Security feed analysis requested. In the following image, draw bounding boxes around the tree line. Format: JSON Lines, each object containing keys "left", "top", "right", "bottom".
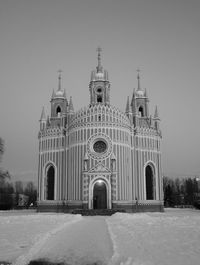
{"left": 0, "top": 137, "right": 37, "bottom": 210}
{"left": 163, "top": 176, "right": 200, "bottom": 208}
{"left": 0, "top": 176, "right": 37, "bottom": 210}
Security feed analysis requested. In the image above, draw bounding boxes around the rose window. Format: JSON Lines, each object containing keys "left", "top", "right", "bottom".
{"left": 93, "top": 140, "right": 107, "bottom": 153}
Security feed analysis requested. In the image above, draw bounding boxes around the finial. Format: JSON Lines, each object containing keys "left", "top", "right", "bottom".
{"left": 58, "top": 69, "right": 62, "bottom": 91}
{"left": 52, "top": 89, "right": 55, "bottom": 99}
{"left": 137, "top": 68, "right": 141, "bottom": 90}
{"left": 63, "top": 89, "right": 67, "bottom": 99}
{"left": 69, "top": 96, "right": 74, "bottom": 112}
{"left": 40, "top": 106, "right": 46, "bottom": 121}
{"left": 96, "top": 47, "right": 103, "bottom": 72}
{"left": 126, "top": 96, "right": 130, "bottom": 114}
{"left": 154, "top": 105, "right": 159, "bottom": 119}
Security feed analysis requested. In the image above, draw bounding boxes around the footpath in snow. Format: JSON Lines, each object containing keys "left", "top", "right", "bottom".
{"left": 0, "top": 209, "right": 200, "bottom": 265}
{"left": 31, "top": 216, "right": 113, "bottom": 265}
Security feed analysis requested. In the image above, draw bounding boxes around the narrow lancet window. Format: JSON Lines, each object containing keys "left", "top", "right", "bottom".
{"left": 139, "top": 106, "right": 144, "bottom": 117}
{"left": 56, "top": 106, "right": 61, "bottom": 117}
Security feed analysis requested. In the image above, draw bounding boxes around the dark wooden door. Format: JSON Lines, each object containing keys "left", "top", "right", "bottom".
{"left": 93, "top": 182, "right": 107, "bottom": 209}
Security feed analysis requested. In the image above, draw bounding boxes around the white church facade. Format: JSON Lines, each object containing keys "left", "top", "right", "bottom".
{"left": 38, "top": 49, "right": 163, "bottom": 212}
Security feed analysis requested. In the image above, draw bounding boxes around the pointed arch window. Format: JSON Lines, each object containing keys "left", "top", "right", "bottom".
{"left": 56, "top": 106, "right": 61, "bottom": 117}
{"left": 46, "top": 166, "right": 55, "bottom": 200}
{"left": 138, "top": 106, "right": 144, "bottom": 117}
{"left": 145, "top": 165, "right": 154, "bottom": 200}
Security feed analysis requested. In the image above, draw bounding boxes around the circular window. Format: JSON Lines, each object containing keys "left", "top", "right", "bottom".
{"left": 97, "top": 88, "right": 102, "bottom": 93}
{"left": 93, "top": 140, "right": 107, "bottom": 153}
{"left": 87, "top": 133, "right": 112, "bottom": 160}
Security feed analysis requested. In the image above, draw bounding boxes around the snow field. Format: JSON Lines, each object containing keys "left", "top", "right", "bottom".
{"left": 0, "top": 209, "right": 200, "bottom": 265}
{"left": 106, "top": 209, "right": 200, "bottom": 265}
{"left": 0, "top": 212, "right": 82, "bottom": 264}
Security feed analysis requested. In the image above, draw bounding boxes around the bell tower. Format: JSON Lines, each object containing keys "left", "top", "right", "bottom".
{"left": 131, "top": 69, "right": 149, "bottom": 117}
{"left": 89, "top": 47, "right": 110, "bottom": 106}
{"left": 50, "top": 70, "right": 68, "bottom": 127}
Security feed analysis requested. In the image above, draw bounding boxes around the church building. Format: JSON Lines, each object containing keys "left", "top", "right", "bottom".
{"left": 38, "top": 49, "right": 163, "bottom": 212}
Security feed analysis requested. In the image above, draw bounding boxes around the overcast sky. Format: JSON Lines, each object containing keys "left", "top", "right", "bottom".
{"left": 0, "top": 0, "right": 200, "bottom": 184}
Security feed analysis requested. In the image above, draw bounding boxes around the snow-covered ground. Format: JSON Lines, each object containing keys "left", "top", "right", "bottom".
{"left": 0, "top": 208, "right": 199, "bottom": 265}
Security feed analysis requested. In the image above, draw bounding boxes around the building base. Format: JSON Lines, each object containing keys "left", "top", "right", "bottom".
{"left": 37, "top": 200, "right": 164, "bottom": 213}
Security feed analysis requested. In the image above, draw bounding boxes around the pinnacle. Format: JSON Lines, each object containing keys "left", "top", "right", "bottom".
{"left": 40, "top": 106, "right": 46, "bottom": 121}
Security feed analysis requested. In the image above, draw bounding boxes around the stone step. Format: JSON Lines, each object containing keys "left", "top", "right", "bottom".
{"left": 70, "top": 209, "right": 126, "bottom": 216}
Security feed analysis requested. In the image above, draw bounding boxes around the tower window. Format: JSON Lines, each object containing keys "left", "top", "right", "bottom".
{"left": 97, "top": 88, "right": 102, "bottom": 93}
{"left": 138, "top": 106, "right": 144, "bottom": 117}
{"left": 56, "top": 106, "right": 61, "bottom": 117}
{"left": 97, "top": 95, "right": 102, "bottom": 103}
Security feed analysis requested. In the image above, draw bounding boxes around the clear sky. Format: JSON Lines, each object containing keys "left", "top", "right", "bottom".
{"left": 0, "top": 0, "right": 200, "bottom": 184}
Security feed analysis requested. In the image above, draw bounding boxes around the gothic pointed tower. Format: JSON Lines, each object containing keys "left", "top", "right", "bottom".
{"left": 134, "top": 69, "right": 149, "bottom": 117}
{"left": 89, "top": 47, "right": 110, "bottom": 106}
{"left": 50, "top": 71, "right": 68, "bottom": 127}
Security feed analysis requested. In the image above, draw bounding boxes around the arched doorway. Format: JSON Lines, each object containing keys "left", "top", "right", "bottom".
{"left": 145, "top": 165, "right": 154, "bottom": 200}
{"left": 46, "top": 166, "right": 55, "bottom": 200}
{"left": 93, "top": 180, "right": 107, "bottom": 209}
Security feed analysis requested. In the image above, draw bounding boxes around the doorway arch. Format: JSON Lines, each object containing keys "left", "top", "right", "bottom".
{"left": 93, "top": 180, "right": 107, "bottom": 209}
{"left": 89, "top": 176, "right": 111, "bottom": 209}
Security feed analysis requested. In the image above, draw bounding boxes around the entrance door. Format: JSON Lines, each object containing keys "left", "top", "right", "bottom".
{"left": 93, "top": 181, "right": 107, "bottom": 209}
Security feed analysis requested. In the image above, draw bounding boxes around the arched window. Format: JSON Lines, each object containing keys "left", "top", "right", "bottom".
{"left": 138, "top": 106, "right": 144, "bottom": 117}
{"left": 56, "top": 106, "right": 61, "bottom": 117}
{"left": 145, "top": 165, "right": 154, "bottom": 200}
{"left": 97, "top": 95, "right": 102, "bottom": 103}
{"left": 46, "top": 166, "right": 55, "bottom": 200}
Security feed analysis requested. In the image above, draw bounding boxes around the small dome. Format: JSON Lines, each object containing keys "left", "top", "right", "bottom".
{"left": 55, "top": 89, "right": 65, "bottom": 97}
{"left": 136, "top": 89, "right": 145, "bottom": 97}
{"left": 91, "top": 69, "right": 109, "bottom": 82}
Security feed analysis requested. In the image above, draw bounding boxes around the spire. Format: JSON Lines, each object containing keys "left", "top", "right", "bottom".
{"left": 137, "top": 68, "right": 141, "bottom": 91}
{"left": 69, "top": 96, "right": 74, "bottom": 112}
{"left": 96, "top": 47, "right": 103, "bottom": 73}
{"left": 125, "top": 96, "right": 130, "bottom": 114}
{"left": 46, "top": 115, "right": 51, "bottom": 127}
{"left": 58, "top": 69, "right": 62, "bottom": 91}
{"left": 154, "top": 105, "right": 160, "bottom": 120}
{"left": 51, "top": 89, "right": 55, "bottom": 99}
{"left": 130, "top": 88, "right": 135, "bottom": 107}
{"left": 144, "top": 88, "right": 148, "bottom": 98}
{"left": 40, "top": 106, "right": 46, "bottom": 121}
{"left": 63, "top": 89, "right": 67, "bottom": 98}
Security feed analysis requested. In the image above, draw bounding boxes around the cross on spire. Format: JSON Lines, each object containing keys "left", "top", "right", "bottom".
{"left": 58, "top": 69, "right": 63, "bottom": 91}
{"left": 97, "top": 46, "right": 102, "bottom": 55}
{"left": 96, "top": 47, "right": 103, "bottom": 72}
{"left": 137, "top": 68, "right": 141, "bottom": 77}
{"left": 58, "top": 69, "right": 62, "bottom": 78}
{"left": 137, "top": 68, "right": 141, "bottom": 90}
